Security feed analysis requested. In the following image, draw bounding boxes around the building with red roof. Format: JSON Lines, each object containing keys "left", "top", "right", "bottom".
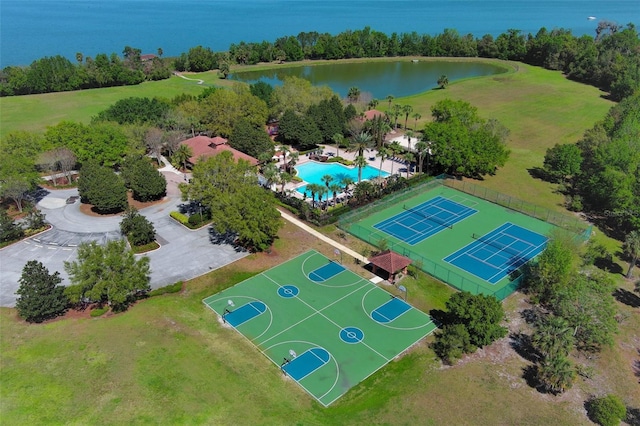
{"left": 179, "top": 135, "right": 259, "bottom": 167}
{"left": 362, "top": 109, "right": 385, "bottom": 121}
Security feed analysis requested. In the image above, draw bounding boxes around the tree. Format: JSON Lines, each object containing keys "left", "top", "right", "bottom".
{"left": 354, "top": 155, "right": 369, "bottom": 183}
{"left": 329, "top": 183, "right": 342, "bottom": 205}
{"left": 536, "top": 354, "right": 575, "bottom": 394}
{"left": 551, "top": 269, "right": 618, "bottom": 352}
{"left": 120, "top": 207, "right": 155, "bottom": 246}
{"left": 531, "top": 315, "right": 574, "bottom": 358}
{"left": 622, "top": 230, "right": 640, "bottom": 278}
{"left": 432, "top": 323, "right": 475, "bottom": 364}
{"left": 347, "top": 86, "right": 360, "bottom": 103}
{"left": 401, "top": 104, "right": 413, "bottom": 129}
{"left": 437, "top": 74, "right": 449, "bottom": 89}
{"left": 412, "top": 112, "right": 422, "bottom": 130}
{"left": 228, "top": 118, "right": 274, "bottom": 159}
{"left": 145, "top": 127, "right": 165, "bottom": 164}
{"left": 306, "top": 183, "right": 323, "bottom": 208}
{"left": 587, "top": 395, "right": 627, "bottom": 426}
{"left": 543, "top": 143, "right": 582, "bottom": 184}
{"left": 93, "top": 97, "right": 170, "bottom": 126}
{"left": 376, "top": 146, "right": 390, "bottom": 177}
{"left": 525, "top": 236, "right": 577, "bottom": 304}
{"left": 249, "top": 81, "right": 274, "bottom": 106}
{"left": 402, "top": 152, "right": 415, "bottom": 178}
{"left": 331, "top": 132, "right": 345, "bottom": 158}
{"left": 173, "top": 144, "right": 193, "bottom": 172}
{"left": 121, "top": 155, "right": 167, "bottom": 202}
{"left": 424, "top": 99, "right": 510, "bottom": 177}
{"left": 64, "top": 240, "right": 151, "bottom": 312}
{"left": 414, "top": 140, "right": 429, "bottom": 174}
{"left": 445, "top": 292, "right": 507, "bottom": 348}
{"left": 77, "top": 160, "right": 127, "bottom": 214}
{"left": 0, "top": 209, "right": 24, "bottom": 243}
{"left": 181, "top": 151, "right": 282, "bottom": 251}
{"left": 0, "top": 176, "right": 31, "bottom": 212}
{"left": 321, "top": 174, "right": 333, "bottom": 190}
{"left": 15, "top": 261, "right": 68, "bottom": 323}
{"left": 386, "top": 94, "right": 394, "bottom": 110}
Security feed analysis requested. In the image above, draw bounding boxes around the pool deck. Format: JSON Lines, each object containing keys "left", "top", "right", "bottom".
{"left": 278, "top": 131, "right": 416, "bottom": 201}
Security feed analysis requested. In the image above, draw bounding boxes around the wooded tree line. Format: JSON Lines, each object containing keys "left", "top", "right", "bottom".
{"left": 543, "top": 91, "right": 640, "bottom": 234}
{"left": 0, "top": 46, "right": 172, "bottom": 96}
{"left": 3, "top": 23, "right": 638, "bottom": 100}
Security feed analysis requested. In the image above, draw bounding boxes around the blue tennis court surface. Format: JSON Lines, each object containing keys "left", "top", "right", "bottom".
{"left": 444, "top": 223, "right": 548, "bottom": 284}
{"left": 309, "top": 261, "right": 346, "bottom": 282}
{"left": 374, "top": 196, "right": 477, "bottom": 245}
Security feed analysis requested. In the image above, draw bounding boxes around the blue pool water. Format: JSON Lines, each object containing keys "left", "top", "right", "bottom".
{"left": 296, "top": 161, "right": 388, "bottom": 200}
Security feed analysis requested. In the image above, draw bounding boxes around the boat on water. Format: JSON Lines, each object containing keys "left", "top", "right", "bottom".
{"left": 588, "top": 16, "right": 596, "bottom": 20}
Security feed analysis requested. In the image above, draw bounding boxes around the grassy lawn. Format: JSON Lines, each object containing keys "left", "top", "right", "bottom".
{"left": 2, "top": 59, "right": 637, "bottom": 424}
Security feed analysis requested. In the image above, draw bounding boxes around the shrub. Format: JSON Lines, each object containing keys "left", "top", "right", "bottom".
{"left": 587, "top": 395, "right": 627, "bottom": 426}
{"left": 90, "top": 306, "right": 109, "bottom": 317}
{"left": 148, "top": 281, "right": 183, "bottom": 297}
{"left": 170, "top": 211, "right": 189, "bottom": 225}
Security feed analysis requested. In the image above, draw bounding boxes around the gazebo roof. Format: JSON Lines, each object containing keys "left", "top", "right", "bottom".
{"left": 368, "top": 250, "right": 412, "bottom": 274}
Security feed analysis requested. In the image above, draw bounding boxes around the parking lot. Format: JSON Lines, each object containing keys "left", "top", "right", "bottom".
{"left": 0, "top": 171, "right": 248, "bottom": 307}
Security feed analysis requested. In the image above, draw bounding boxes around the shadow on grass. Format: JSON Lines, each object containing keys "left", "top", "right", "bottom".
{"left": 509, "top": 332, "right": 539, "bottom": 363}
{"left": 626, "top": 407, "right": 640, "bottom": 426}
{"left": 613, "top": 288, "right": 640, "bottom": 308}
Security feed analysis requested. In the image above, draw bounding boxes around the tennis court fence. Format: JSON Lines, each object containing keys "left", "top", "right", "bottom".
{"left": 346, "top": 223, "right": 522, "bottom": 300}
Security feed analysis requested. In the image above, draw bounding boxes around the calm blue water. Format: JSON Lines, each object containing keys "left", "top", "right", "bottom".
{"left": 1, "top": 1, "right": 637, "bottom": 67}
{"left": 296, "top": 161, "right": 389, "bottom": 200}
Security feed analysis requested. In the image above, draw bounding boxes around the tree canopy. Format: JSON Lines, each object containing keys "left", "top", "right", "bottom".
{"left": 64, "top": 240, "right": 151, "bottom": 312}
{"left": 180, "top": 151, "right": 282, "bottom": 251}
{"left": 77, "top": 160, "right": 128, "bottom": 214}
{"left": 15, "top": 260, "right": 69, "bottom": 323}
{"left": 423, "top": 99, "right": 510, "bottom": 177}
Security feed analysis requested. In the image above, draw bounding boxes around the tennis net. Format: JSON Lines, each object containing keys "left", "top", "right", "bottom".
{"left": 403, "top": 204, "right": 453, "bottom": 229}
{"left": 471, "top": 233, "right": 523, "bottom": 257}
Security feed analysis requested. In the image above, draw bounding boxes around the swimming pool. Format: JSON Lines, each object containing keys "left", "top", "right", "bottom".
{"left": 295, "top": 161, "right": 389, "bottom": 200}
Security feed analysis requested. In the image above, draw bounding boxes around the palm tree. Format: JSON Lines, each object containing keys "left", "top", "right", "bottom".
{"left": 623, "top": 230, "right": 640, "bottom": 278}
{"left": 414, "top": 140, "right": 428, "bottom": 174}
{"left": 321, "top": 174, "right": 333, "bottom": 190}
{"left": 340, "top": 176, "right": 354, "bottom": 193}
{"left": 536, "top": 354, "right": 575, "bottom": 394}
{"left": 386, "top": 94, "right": 394, "bottom": 110}
{"left": 388, "top": 141, "right": 402, "bottom": 175}
{"left": 392, "top": 104, "right": 402, "bottom": 129}
{"left": 75, "top": 52, "right": 83, "bottom": 64}
{"left": 349, "top": 131, "right": 374, "bottom": 158}
{"left": 354, "top": 155, "right": 368, "bottom": 183}
{"left": 437, "top": 74, "right": 449, "bottom": 89}
{"left": 412, "top": 112, "right": 422, "bottom": 130}
{"left": 532, "top": 316, "right": 574, "bottom": 359}
{"left": 317, "top": 186, "right": 329, "bottom": 209}
{"left": 329, "top": 183, "right": 342, "bottom": 206}
{"left": 173, "top": 144, "right": 193, "bottom": 172}
{"left": 367, "top": 99, "right": 379, "bottom": 110}
{"left": 261, "top": 163, "right": 279, "bottom": 189}
{"left": 404, "top": 130, "right": 415, "bottom": 152}
{"left": 279, "top": 171, "right": 292, "bottom": 194}
{"left": 402, "top": 105, "right": 413, "bottom": 130}
{"left": 376, "top": 146, "right": 390, "bottom": 177}
{"left": 279, "top": 145, "right": 290, "bottom": 170}
{"left": 287, "top": 151, "right": 299, "bottom": 173}
{"left": 347, "top": 86, "right": 361, "bottom": 103}
{"left": 306, "top": 183, "right": 323, "bottom": 209}
{"left": 403, "top": 152, "right": 415, "bottom": 178}
{"left": 331, "top": 133, "right": 344, "bottom": 158}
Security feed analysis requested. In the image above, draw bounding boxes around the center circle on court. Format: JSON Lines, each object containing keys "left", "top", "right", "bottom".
{"left": 339, "top": 326, "right": 364, "bottom": 344}
{"left": 278, "top": 285, "right": 299, "bottom": 298}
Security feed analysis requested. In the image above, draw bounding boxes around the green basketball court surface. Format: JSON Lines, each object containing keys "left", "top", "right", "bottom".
{"left": 203, "top": 250, "right": 436, "bottom": 406}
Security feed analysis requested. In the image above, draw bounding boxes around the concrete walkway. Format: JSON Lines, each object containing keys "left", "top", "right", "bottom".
{"left": 278, "top": 209, "right": 368, "bottom": 264}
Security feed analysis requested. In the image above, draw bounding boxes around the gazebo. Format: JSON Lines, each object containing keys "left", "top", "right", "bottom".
{"left": 368, "top": 250, "right": 413, "bottom": 284}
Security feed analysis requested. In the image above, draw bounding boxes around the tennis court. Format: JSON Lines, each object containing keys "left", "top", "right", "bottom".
{"left": 444, "top": 223, "right": 548, "bottom": 284}
{"left": 373, "top": 196, "right": 478, "bottom": 245}
{"left": 203, "top": 250, "right": 436, "bottom": 406}
{"left": 341, "top": 185, "right": 558, "bottom": 299}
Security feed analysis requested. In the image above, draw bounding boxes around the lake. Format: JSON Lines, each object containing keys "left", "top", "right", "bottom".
{"left": 230, "top": 60, "right": 507, "bottom": 98}
{"left": 1, "top": 0, "right": 638, "bottom": 67}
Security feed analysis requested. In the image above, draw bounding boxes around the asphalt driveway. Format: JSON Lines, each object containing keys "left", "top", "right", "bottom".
{"left": 0, "top": 171, "right": 247, "bottom": 307}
